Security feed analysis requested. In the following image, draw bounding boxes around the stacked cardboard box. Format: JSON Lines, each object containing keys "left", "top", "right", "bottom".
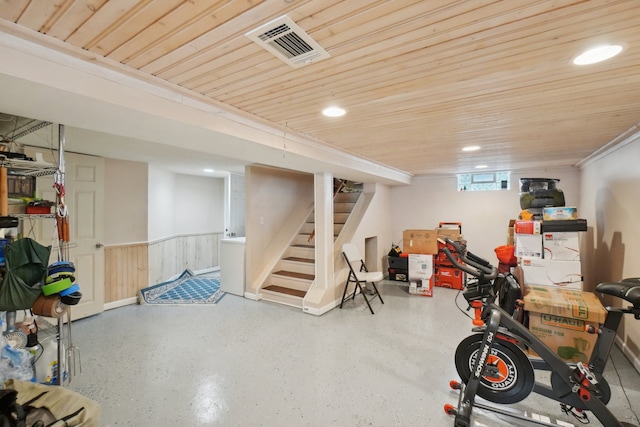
{"left": 512, "top": 179, "right": 598, "bottom": 361}
{"left": 408, "top": 254, "right": 434, "bottom": 296}
{"left": 524, "top": 286, "right": 606, "bottom": 362}
{"left": 511, "top": 217, "right": 585, "bottom": 290}
{"left": 400, "top": 228, "right": 464, "bottom": 293}
{"left": 402, "top": 229, "right": 438, "bottom": 255}
{"left": 398, "top": 230, "right": 437, "bottom": 293}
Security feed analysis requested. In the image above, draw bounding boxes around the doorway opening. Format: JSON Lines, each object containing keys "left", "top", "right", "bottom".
{"left": 364, "top": 236, "right": 378, "bottom": 271}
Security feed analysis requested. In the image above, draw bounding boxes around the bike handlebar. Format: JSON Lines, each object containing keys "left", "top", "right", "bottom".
{"left": 439, "top": 238, "right": 498, "bottom": 280}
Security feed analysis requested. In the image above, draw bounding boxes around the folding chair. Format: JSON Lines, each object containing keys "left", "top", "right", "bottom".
{"left": 340, "top": 243, "right": 384, "bottom": 314}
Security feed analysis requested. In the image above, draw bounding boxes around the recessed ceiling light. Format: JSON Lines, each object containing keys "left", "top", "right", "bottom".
{"left": 475, "top": 165, "right": 488, "bottom": 169}
{"left": 462, "top": 145, "right": 481, "bottom": 152}
{"left": 203, "top": 168, "right": 215, "bottom": 173}
{"left": 573, "top": 44, "right": 623, "bottom": 65}
{"left": 322, "top": 106, "right": 346, "bottom": 117}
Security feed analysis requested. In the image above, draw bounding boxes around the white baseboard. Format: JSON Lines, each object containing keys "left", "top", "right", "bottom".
{"left": 104, "top": 297, "right": 137, "bottom": 311}
{"left": 168, "top": 266, "right": 220, "bottom": 281}
{"left": 244, "top": 291, "right": 261, "bottom": 301}
{"left": 303, "top": 299, "right": 339, "bottom": 316}
{"left": 194, "top": 266, "right": 220, "bottom": 275}
{"left": 616, "top": 336, "right": 640, "bottom": 374}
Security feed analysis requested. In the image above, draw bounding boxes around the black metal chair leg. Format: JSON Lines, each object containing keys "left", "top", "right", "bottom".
{"left": 352, "top": 283, "right": 360, "bottom": 300}
{"left": 371, "top": 282, "right": 384, "bottom": 304}
{"left": 360, "top": 282, "right": 375, "bottom": 314}
{"left": 339, "top": 279, "right": 350, "bottom": 309}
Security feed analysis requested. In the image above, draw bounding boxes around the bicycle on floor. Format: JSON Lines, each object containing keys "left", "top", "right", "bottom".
{"left": 439, "top": 238, "right": 640, "bottom": 427}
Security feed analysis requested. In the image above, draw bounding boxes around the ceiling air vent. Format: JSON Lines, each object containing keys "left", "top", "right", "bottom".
{"left": 246, "top": 15, "right": 330, "bottom": 68}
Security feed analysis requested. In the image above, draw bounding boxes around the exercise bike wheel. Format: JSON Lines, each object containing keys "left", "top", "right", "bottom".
{"left": 455, "top": 333, "right": 535, "bottom": 404}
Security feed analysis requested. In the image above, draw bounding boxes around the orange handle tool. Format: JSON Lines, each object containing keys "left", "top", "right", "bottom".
{"left": 470, "top": 300, "right": 484, "bottom": 326}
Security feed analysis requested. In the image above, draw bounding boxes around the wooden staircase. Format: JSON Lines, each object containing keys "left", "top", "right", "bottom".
{"left": 261, "top": 191, "right": 361, "bottom": 308}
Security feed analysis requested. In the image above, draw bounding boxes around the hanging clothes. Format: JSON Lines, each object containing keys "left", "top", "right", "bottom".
{"left": 0, "top": 238, "right": 51, "bottom": 312}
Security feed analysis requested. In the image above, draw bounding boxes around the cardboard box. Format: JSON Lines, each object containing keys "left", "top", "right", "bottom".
{"left": 514, "top": 220, "right": 541, "bottom": 234}
{"left": 515, "top": 234, "right": 543, "bottom": 258}
{"left": 543, "top": 232, "right": 580, "bottom": 261}
{"left": 7, "top": 203, "right": 26, "bottom": 214}
{"left": 409, "top": 278, "right": 434, "bottom": 296}
{"left": 408, "top": 254, "right": 433, "bottom": 282}
{"left": 521, "top": 257, "right": 582, "bottom": 289}
{"left": 403, "top": 229, "right": 438, "bottom": 254}
{"left": 436, "top": 227, "right": 462, "bottom": 241}
{"left": 524, "top": 287, "right": 606, "bottom": 362}
{"left": 507, "top": 219, "right": 516, "bottom": 245}
{"left": 543, "top": 206, "right": 578, "bottom": 221}
{"left": 437, "top": 223, "right": 462, "bottom": 241}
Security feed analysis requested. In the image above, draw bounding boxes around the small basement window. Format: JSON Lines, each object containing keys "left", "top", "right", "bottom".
{"left": 457, "top": 171, "right": 510, "bottom": 191}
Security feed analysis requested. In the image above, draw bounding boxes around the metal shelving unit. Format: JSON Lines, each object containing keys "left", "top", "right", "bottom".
{"left": 0, "top": 134, "right": 74, "bottom": 386}
{"left": 12, "top": 214, "right": 57, "bottom": 219}
{"left": 1, "top": 157, "right": 57, "bottom": 177}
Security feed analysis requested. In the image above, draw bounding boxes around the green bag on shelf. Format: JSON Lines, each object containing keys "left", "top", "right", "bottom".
{"left": 0, "top": 238, "right": 51, "bottom": 312}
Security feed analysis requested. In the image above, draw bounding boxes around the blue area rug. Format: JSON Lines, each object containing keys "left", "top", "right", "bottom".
{"left": 139, "top": 270, "right": 225, "bottom": 305}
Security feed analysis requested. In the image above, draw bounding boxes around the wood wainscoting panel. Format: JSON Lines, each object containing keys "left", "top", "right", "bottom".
{"left": 104, "top": 243, "right": 149, "bottom": 303}
{"left": 147, "top": 232, "right": 223, "bottom": 286}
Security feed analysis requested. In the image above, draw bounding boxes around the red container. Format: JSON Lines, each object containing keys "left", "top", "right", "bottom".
{"left": 26, "top": 206, "right": 52, "bottom": 214}
{"left": 436, "top": 239, "right": 463, "bottom": 266}
{"left": 435, "top": 250, "right": 462, "bottom": 266}
{"left": 514, "top": 220, "right": 541, "bottom": 234}
{"left": 434, "top": 266, "right": 465, "bottom": 290}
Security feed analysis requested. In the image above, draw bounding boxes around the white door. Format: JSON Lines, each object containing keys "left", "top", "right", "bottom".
{"left": 35, "top": 152, "right": 105, "bottom": 320}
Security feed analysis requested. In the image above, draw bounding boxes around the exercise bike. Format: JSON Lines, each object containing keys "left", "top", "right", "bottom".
{"left": 439, "top": 238, "right": 640, "bottom": 427}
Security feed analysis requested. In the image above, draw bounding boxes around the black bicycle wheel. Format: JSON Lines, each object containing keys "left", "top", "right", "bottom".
{"left": 455, "top": 333, "right": 535, "bottom": 404}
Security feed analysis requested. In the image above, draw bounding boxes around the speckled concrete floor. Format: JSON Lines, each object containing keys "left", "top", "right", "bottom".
{"left": 67, "top": 282, "right": 640, "bottom": 427}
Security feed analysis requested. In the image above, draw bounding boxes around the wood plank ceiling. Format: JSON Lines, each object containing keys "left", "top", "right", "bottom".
{"left": 1, "top": 0, "right": 639, "bottom": 176}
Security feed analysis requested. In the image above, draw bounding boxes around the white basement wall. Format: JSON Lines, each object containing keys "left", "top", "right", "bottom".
{"left": 579, "top": 137, "right": 640, "bottom": 371}
{"left": 352, "top": 182, "right": 395, "bottom": 272}
{"left": 147, "top": 165, "right": 225, "bottom": 241}
{"left": 148, "top": 165, "right": 177, "bottom": 241}
{"left": 174, "top": 173, "right": 225, "bottom": 234}
{"left": 104, "top": 158, "right": 148, "bottom": 245}
{"left": 389, "top": 167, "right": 580, "bottom": 262}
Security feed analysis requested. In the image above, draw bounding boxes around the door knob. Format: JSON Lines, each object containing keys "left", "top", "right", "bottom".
{"left": 96, "top": 242, "right": 104, "bottom": 249}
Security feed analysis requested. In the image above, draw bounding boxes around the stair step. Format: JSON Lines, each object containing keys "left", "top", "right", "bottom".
{"left": 283, "top": 256, "right": 314, "bottom": 264}
{"left": 312, "top": 203, "right": 356, "bottom": 214}
{"left": 278, "top": 260, "right": 314, "bottom": 276}
{"left": 286, "top": 245, "right": 314, "bottom": 259}
{"left": 300, "top": 223, "right": 315, "bottom": 234}
{"left": 334, "top": 202, "right": 356, "bottom": 213}
{"left": 334, "top": 192, "right": 361, "bottom": 203}
{"left": 273, "top": 270, "right": 315, "bottom": 281}
{"left": 263, "top": 285, "right": 307, "bottom": 298}
{"left": 334, "top": 213, "right": 350, "bottom": 224}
